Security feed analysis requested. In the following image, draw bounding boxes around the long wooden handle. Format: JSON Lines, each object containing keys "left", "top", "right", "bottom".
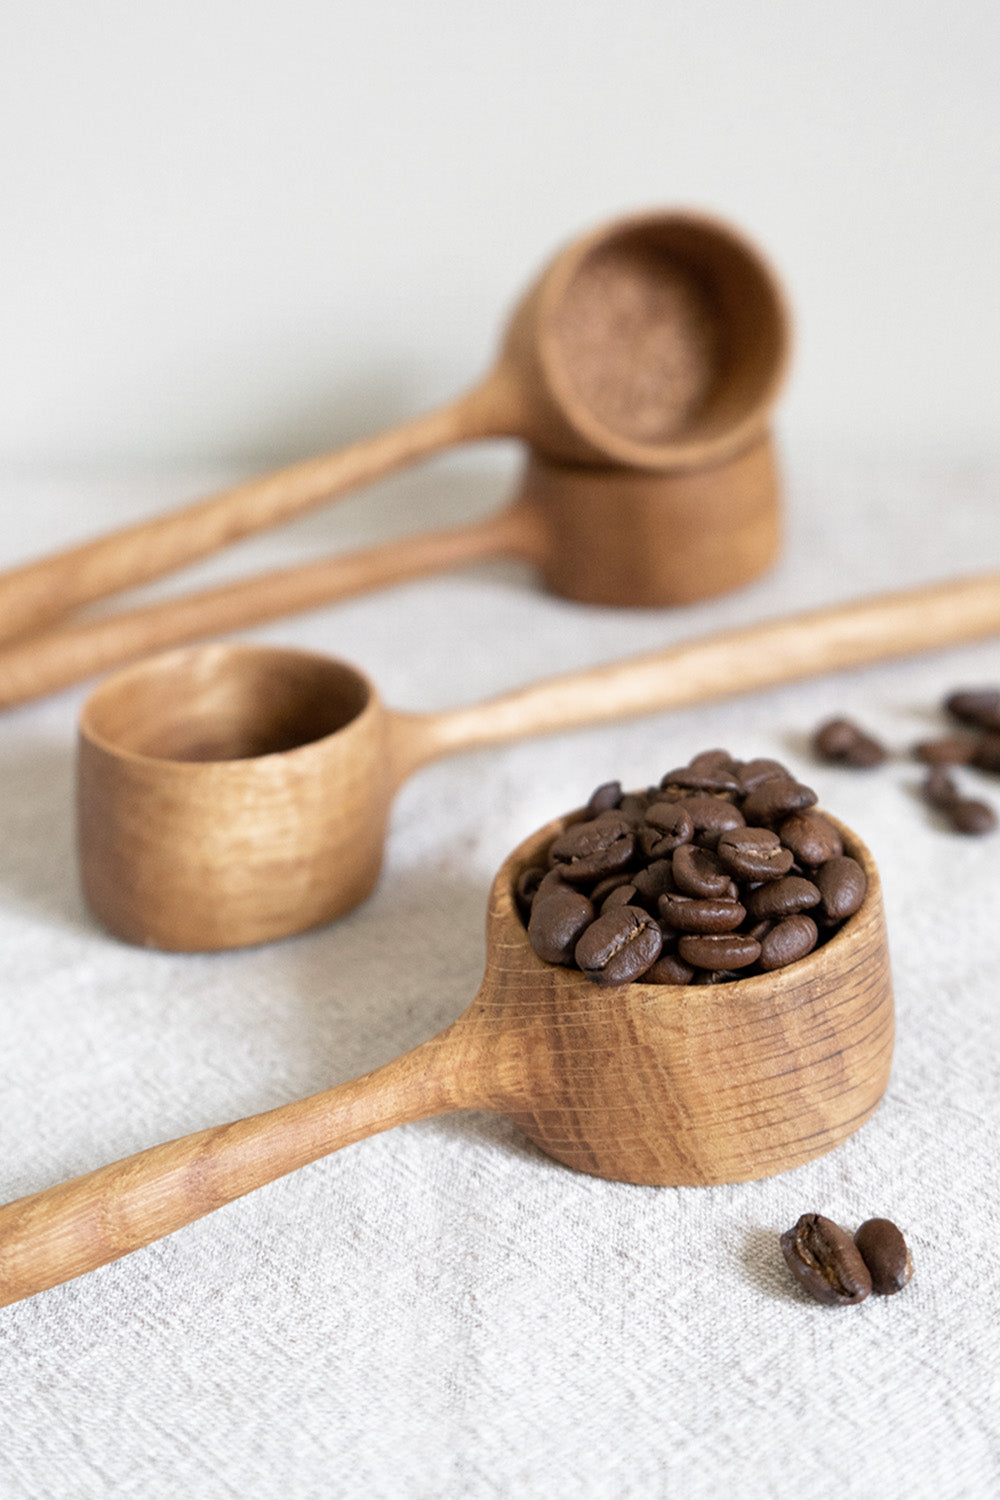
{"left": 0, "top": 374, "right": 518, "bottom": 647}
{"left": 0, "top": 1024, "right": 479, "bottom": 1308}
{"left": 390, "top": 568, "right": 1000, "bottom": 775}
{"left": 0, "top": 502, "right": 542, "bottom": 710}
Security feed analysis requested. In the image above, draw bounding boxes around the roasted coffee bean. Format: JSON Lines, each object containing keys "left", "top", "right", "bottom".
{"left": 590, "top": 872, "right": 634, "bottom": 905}
{"left": 741, "top": 776, "right": 817, "bottom": 825}
{"left": 913, "top": 734, "right": 977, "bottom": 767}
{"left": 671, "top": 844, "right": 731, "bottom": 897}
{"left": 528, "top": 883, "right": 595, "bottom": 965}
{"left": 944, "top": 686, "right": 1000, "bottom": 730}
{"left": 548, "top": 811, "right": 635, "bottom": 884}
{"left": 737, "top": 757, "right": 788, "bottom": 792}
{"left": 778, "top": 810, "right": 843, "bottom": 866}
{"left": 639, "top": 801, "right": 694, "bottom": 858}
{"left": 601, "top": 882, "right": 639, "bottom": 912}
{"left": 780, "top": 1213, "right": 872, "bottom": 1305}
{"left": 574, "top": 905, "right": 663, "bottom": 986}
{"left": 947, "top": 797, "right": 998, "bottom": 835}
{"left": 970, "top": 733, "right": 1000, "bottom": 774}
{"left": 618, "top": 790, "right": 653, "bottom": 822}
{"left": 630, "top": 858, "right": 678, "bottom": 906}
{"left": 643, "top": 951, "right": 695, "bottom": 985}
{"left": 759, "top": 915, "right": 818, "bottom": 972}
{"left": 586, "top": 780, "right": 623, "bottom": 814}
{"left": 716, "top": 826, "right": 794, "bottom": 881}
{"left": 853, "top": 1218, "right": 913, "bottom": 1296}
{"left": 678, "top": 932, "right": 761, "bottom": 970}
{"left": 515, "top": 865, "right": 545, "bottom": 918}
{"left": 658, "top": 893, "right": 746, "bottom": 934}
{"left": 814, "top": 856, "right": 867, "bottom": 920}
{"left": 676, "top": 794, "right": 746, "bottom": 846}
{"left": 745, "top": 875, "right": 821, "bottom": 920}
{"left": 923, "top": 766, "right": 959, "bottom": 807}
{"left": 659, "top": 765, "right": 741, "bottom": 794}
{"left": 685, "top": 748, "right": 737, "bottom": 775}
{"left": 813, "top": 717, "right": 887, "bottom": 768}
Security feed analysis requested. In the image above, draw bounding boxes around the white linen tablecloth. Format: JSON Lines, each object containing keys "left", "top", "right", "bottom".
{"left": 1, "top": 447, "right": 998, "bottom": 1498}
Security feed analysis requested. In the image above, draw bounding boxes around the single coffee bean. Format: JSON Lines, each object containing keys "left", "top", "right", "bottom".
{"left": 642, "top": 951, "right": 695, "bottom": 985}
{"left": 780, "top": 1213, "right": 872, "bottom": 1305}
{"left": 678, "top": 932, "right": 761, "bottom": 970}
{"left": 639, "top": 801, "right": 695, "bottom": 858}
{"left": 759, "top": 914, "right": 819, "bottom": 972}
{"left": 813, "top": 717, "right": 887, "bottom": 768}
{"left": 659, "top": 765, "right": 742, "bottom": 794}
{"left": 630, "top": 858, "right": 678, "bottom": 906}
{"left": 778, "top": 810, "right": 843, "bottom": 866}
{"left": 913, "top": 734, "right": 977, "bottom": 767}
{"left": 676, "top": 794, "right": 746, "bottom": 846}
{"left": 741, "top": 776, "right": 817, "bottom": 825}
{"left": 923, "top": 766, "right": 959, "bottom": 807}
{"left": 737, "top": 757, "right": 788, "bottom": 792}
{"left": 586, "top": 780, "right": 623, "bottom": 814}
{"left": 948, "top": 797, "right": 997, "bottom": 835}
{"left": 853, "top": 1218, "right": 913, "bottom": 1296}
{"left": 716, "top": 826, "right": 794, "bottom": 881}
{"left": 685, "top": 748, "right": 738, "bottom": 775}
{"left": 601, "top": 882, "right": 639, "bottom": 912}
{"left": 590, "top": 872, "right": 634, "bottom": 905}
{"left": 814, "top": 855, "right": 867, "bottom": 920}
{"left": 515, "top": 865, "right": 546, "bottom": 918}
{"left": 528, "top": 883, "right": 595, "bottom": 965}
{"left": 745, "top": 875, "right": 821, "bottom": 920}
{"left": 944, "top": 687, "right": 1000, "bottom": 730}
{"left": 658, "top": 893, "right": 746, "bottom": 934}
{"left": 970, "top": 733, "right": 1000, "bottom": 774}
{"left": 671, "top": 843, "right": 731, "bottom": 897}
{"left": 548, "top": 811, "right": 635, "bottom": 884}
{"left": 574, "top": 905, "right": 663, "bottom": 986}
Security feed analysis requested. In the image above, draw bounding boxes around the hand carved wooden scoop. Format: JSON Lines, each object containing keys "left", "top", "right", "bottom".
{"left": 77, "top": 564, "right": 1000, "bottom": 951}
{"left": 0, "top": 209, "right": 788, "bottom": 645}
{"left": 0, "top": 809, "right": 891, "bottom": 1309}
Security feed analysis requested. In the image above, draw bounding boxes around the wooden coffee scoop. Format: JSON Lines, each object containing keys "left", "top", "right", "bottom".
{"left": 0, "top": 810, "right": 891, "bottom": 1309}
{"left": 0, "top": 438, "right": 780, "bottom": 708}
{"left": 77, "top": 564, "right": 1000, "bottom": 951}
{"left": 0, "top": 209, "right": 788, "bottom": 645}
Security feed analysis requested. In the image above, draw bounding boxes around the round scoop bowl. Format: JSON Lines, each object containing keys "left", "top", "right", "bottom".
{"left": 0, "top": 804, "right": 892, "bottom": 1307}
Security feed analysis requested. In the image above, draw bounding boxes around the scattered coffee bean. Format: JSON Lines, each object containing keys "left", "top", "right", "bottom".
{"left": 920, "top": 767, "right": 998, "bottom": 836}
{"left": 759, "top": 915, "right": 818, "bottom": 972}
{"left": 970, "top": 733, "right": 1000, "bottom": 774}
{"left": 913, "top": 734, "right": 977, "bottom": 767}
{"left": 854, "top": 1218, "right": 913, "bottom": 1295}
{"left": 812, "top": 717, "right": 888, "bottom": 768}
{"left": 520, "top": 751, "right": 864, "bottom": 984}
{"left": 944, "top": 687, "right": 1000, "bottom": 731}
{"left": 574, "top": 905, "right": 663, "bottom": 986}
{"left": 780, "top": 1213, "right": 872, "bottom": 1305}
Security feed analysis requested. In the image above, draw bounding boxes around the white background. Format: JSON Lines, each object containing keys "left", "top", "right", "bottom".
{"left": 1, "top": 0, "right": 998, "bottom": 475}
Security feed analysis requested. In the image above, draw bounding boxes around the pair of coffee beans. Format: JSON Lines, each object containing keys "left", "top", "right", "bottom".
{"left": 780, "top": 1212, "right": 913, "bottom": 1304}
{"left": 518, "top": 750, "right": 867, "bottom": 987}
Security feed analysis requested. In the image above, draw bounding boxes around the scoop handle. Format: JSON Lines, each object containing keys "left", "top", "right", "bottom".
{"left": 0, "top": 502, "right": 542, "bottom": 710}
{"left": 0, "top": 373, "right": 518, "bottom": 647}
{"left": 392, "top": 568, "right": 1000, "bottom": 772}
{"left": 0, "top": 1024, "right": 478, "bottom": 1308}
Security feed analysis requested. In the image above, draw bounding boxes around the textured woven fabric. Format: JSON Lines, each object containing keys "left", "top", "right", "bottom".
{"left": 1, "top": 451, "right": 998, "bottom": 1498}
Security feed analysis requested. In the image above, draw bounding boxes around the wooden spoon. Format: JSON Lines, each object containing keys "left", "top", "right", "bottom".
{"left": 0, "top": 436, "right": 781, "bottom": 708}
{"left": 0, "top": 210, "right": 788, "bottom": 644}
{"left": 77, "top": 564, "right": 1000, "bottom": 951}
{"left": 0, "top": 810, "right": 892, "bottom": 1309}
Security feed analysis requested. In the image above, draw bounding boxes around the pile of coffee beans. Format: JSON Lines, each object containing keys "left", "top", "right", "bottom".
{"left": 780, "top": 1212, "right": 913, "bottom": 1305}
{"left": 811, "top": 687, "right": 1000, "bottom": 835}
{"left": 517, "top": 750, "right": 867, "bottom": 987}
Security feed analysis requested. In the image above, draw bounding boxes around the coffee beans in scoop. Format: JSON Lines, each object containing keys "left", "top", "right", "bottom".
{"left": 519, "top": 750, "right": 867, "bottom": 986}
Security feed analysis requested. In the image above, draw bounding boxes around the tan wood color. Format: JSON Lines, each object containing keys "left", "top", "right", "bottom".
{"left": 0, "top": 435, "right": 781, "bottom": 708}
{"left": 78, "top": 563, "right": 1000, "bottom": 951}
{"left": 0, "top": 812, "right": 892, "bottom": 1309}
{"left": 0, "top": 210, "right": 789, "bottom": 645}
